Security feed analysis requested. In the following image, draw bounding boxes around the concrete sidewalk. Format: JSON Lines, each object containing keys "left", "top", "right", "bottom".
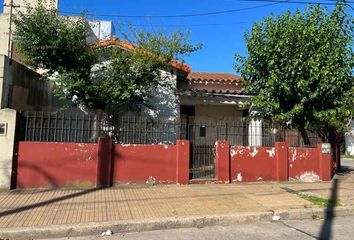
{"left": 0, "top": 161, "right": 353, "bottom": 238}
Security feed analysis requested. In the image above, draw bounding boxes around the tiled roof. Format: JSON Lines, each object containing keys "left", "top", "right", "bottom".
{"left": 187, "top": 72, "right": 243, "bottom": 83}
{"left": 92, "top": 37, "right": 192, "bottom": 73}
{"left": 184, "top": 72, "right": 245, "bottom": 94}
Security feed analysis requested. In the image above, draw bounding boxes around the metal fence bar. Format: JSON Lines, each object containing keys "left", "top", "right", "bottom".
{"left": 19, "top": 111, "right": 99, "bottom": 143}
{"left": 18, "top": 111, "right": 324, "bottom": 147}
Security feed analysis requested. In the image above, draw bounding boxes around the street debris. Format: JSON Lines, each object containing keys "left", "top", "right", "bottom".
{"left": 101, "top": 229, "right": 113, "bottom": 236}
{"left": 146, "top": 176, "right": 156, "bottom": 186}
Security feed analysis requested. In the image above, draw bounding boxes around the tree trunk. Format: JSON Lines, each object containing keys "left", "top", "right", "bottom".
{"left": 92, "top": 108, "right": 104, "bottom": 142}
{"left": 299, "top": 126, "right": 311, "bottom": 147}
{"left": 327, "top": 127, "right": 341, "bottom": 173}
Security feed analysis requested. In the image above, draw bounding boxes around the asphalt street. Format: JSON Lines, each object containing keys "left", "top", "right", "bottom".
{"left": 49, "top": 215, "right": 354, "bottom": 240}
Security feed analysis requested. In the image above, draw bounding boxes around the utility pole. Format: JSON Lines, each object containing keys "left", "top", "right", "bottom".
{"left": 4, "top": 0, "right": 19, "bottom": 60}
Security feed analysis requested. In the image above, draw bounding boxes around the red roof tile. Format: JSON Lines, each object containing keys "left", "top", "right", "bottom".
{"left": 185, "top": 72, "right": 245, "bottom": 94}
{"left": 187, "top": 72, "right": 243, "bottom": 83}
{"left": 92, "top": 37, "right": 192, "bottom": 73}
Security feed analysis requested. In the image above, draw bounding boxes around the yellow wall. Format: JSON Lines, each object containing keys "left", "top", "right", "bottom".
{"left": 194, "top": 105, "right": 243, "bottom": 122}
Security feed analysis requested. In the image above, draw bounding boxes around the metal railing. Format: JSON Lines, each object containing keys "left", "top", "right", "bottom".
{"left": 19, "top": 111, "right": 100, "bottom": 143}
{"left": 102, "top": 114, "right": 180, "bottom": 145}
{"left": 285, "top": 129, "right": 324, "bottom": 148}
{"left": 18, "top": 111, "right": 325, "bottom": 147}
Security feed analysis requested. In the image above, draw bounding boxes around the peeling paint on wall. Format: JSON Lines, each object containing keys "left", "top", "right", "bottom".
{"left": 230, "top": 146, "right": 245, "bottom": 157}
{"left": 297, "top": 171, "right": 320, "bottom": 182}
{"left": 266, "top": 148, "right": 275, "bottom": 158}
{"left": 121, "top": 144, "right": 132, "bottom": 147}
{"left": 236, "top": 173, "right": 243, "bottom": 182}
{"left": 249, "top": 147, "right": 258, "bottom": 157}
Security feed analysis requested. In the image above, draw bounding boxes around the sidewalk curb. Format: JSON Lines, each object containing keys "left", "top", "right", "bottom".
{"left": 1, "top": 206, "right": 354, "bottom": 239}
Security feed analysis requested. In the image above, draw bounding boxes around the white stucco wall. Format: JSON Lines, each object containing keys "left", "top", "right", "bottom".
{"left": 0, "top": 108, "right": 16, "bottom": 189}
{"left": 145, "top": 68, "right": 179, "bottom": 121}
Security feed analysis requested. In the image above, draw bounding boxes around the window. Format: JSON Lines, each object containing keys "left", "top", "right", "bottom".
{"left": 199, "top": 126, "right": 206, "bottom": 137}
{"left": 0, "top": 122, "right": 7, "bottom": 136}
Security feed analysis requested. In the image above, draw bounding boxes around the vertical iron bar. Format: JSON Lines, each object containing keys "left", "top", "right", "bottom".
{"left": 39, "top": 111, "right": 44, "bottom": 141}
{"left": 75, "top": 113, "right": 78, "bottom": 143}
{"left": 88, "top": 113, "right": 93, "bottom": 142}
{"left": 225, "top": 122, "right": 228, "bottom": 142}
{"left": 68, "top": 113, "right": 72, "bottom": 142}
{"left": 127, "top": 114, "right": 130, "bottom": 144}
{"left": 144, "top": 117, "right": 148, "bottom": 144}
{"left": 81, "top": 113, "right": 85, "bottom": 143}
{"left": 32, "top": 111, "right": 36, "bottom": 141}
{"left": 25, "top": 111, "right": 29, "bottom": 141}
{"left": 54, "top": 112, "right": 58, "bottom": 142}
{"left": 61, "top": 112, "right": 65, "bottom": 142}
{"left": 46, "top": 112, "right": 50, "bottom": 141}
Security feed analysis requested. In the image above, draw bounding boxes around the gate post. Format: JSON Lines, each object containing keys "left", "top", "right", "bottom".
{"left": 97, "top": 137, "right": 113, "bottom": 187}
{"left": 275, "top": 142, "right": 288, "bottom": 181}
{"left": 317, "top": 143, "right": 332, "bottom": 181}
{"left": 176, "top": 140, "right": 189, "bottom": 184}
{"left": 215, "top": 141, "right": 230, "bottom": 183}
{"left": 0, "top": 109, "right": 16, "bottom": 189}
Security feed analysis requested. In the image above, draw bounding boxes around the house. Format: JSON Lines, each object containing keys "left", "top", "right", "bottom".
{"left": 179, "top": 72, "right": 250, "bottom": 123}
{"left": 92, "top": 37, "right": 265, "bottom": 147}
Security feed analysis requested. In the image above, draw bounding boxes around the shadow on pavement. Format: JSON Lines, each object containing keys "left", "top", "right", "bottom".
{"left": 318, "top": 178, "right": 339, "bottom": 240}
{"left": 0, "top": 187, "right": 104, "bottom": 218}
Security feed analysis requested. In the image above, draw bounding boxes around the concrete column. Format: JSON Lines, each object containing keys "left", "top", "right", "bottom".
{"left": 215, "top": 141, "right": 230, "bottom": 183}
{"left": 0, "top": 108, "right": 16, "bottom": 189}
{"left": 248, "top": 119, "right": 262, "bottom": 146}
{"left": 176, "top": 140, "right": 189, "bottom": 184}
{"left": 317, "top": 143, "right": 332, "bottom": 181}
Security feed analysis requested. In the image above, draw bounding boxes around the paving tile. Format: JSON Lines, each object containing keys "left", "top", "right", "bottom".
{"left": 0, "top": 175, "right": 353, "bottom": 229}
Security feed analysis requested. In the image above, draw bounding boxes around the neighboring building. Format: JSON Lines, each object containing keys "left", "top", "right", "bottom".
{"left": 89, "top": 20, "right": 115, "bottom": 41}
{"left": 0, "top": 0, "right": 61, "bottom": 111}
{"left": 2, "top": 0, "right": 58, "bottom": 14}
{"left": 0, "top": 1, "right": 115, "bottom": 112}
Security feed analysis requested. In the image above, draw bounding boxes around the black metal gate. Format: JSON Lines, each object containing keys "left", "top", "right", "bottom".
{"left": 188, "top": 124, "right": 217, "bottom": 180}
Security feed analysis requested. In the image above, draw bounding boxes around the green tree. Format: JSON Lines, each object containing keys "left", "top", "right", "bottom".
{"left": 13, "top": 1, "right": 201, "bottom": 110}
{"left": 235, "top": 2, "right": 354, "bottom": 138}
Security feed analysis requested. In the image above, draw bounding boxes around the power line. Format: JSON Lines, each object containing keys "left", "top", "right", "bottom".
{"left": 240, "top": 0, "right": 354, "bottom": 10}
{"left": 113, "top": 21, "right": 252, "bottom": 28}
{"left": 58, "top": 2, "right": 281, "bottom": 18}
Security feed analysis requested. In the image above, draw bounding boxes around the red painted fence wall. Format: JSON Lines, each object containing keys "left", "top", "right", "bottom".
{"left": 16, "top": 142, "right": 99, "bottom": 188}
{"left": 289, "top": 145, "right": 331, "bottom": 181}
{"left": 113, "top": 140, "right": 189, "bottom": 184}
{"left": 15, "top": 139, "right": 190, "bottom": 188}
{"left": 15, "top": 139, "right": 331, "bottom": 188}
{"left": 225, "top": 141, "right": 332, "bottom": 183}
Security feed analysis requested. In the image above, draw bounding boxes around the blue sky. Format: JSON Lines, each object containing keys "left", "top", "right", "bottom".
{"left": 1, "top": 0, "right": 349, "bottom": 73}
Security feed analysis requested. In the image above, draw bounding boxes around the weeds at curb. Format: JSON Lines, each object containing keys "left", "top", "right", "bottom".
{"left": 298, "top": 192, "right": 341, "bottom": 207}
{"left": 312, "top": 214, "right": 324, "bottom": 220}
